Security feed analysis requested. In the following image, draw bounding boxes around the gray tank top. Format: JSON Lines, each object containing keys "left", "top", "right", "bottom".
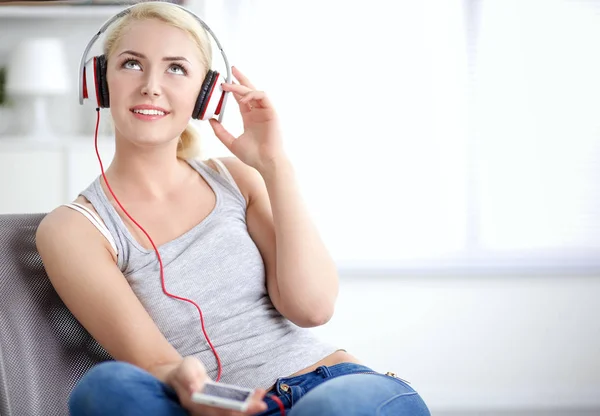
{"left": 76, "top": 158, "right": 339, "bottom": 389}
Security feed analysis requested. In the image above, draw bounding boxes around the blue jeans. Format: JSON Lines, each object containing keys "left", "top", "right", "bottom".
{"left": 69, "top": 361, "right": 431, "bottom": 415}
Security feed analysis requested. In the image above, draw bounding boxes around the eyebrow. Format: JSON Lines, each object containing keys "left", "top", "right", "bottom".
{"left": 118, "top": 50, "right": 190, "bottom": 63}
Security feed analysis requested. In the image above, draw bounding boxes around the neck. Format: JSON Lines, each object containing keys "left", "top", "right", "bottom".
{"left": 103, "top": 135, "right": 191, "bottom": 201}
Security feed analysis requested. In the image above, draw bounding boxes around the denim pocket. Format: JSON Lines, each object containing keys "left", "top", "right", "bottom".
{"left": 350, "top": 370, "right": 412, "bottom": 389}
{"left": 384, "top": 371, "right": 411, "bottom": 385}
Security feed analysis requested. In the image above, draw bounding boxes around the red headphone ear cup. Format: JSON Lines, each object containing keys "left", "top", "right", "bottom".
{"left": 83, "top": 58, "right": 97, "bottom": 106}
{"left": 193, "top": 70, "right": 217, "bottom": 120}
{"left": 83, "top": 55, "right": 109, "bottom": 108}
{"left": 200, "top": 73, "right": 224, "bottom": 121}
{"left": 95, "top": 55, "right": 110, "bottom": 108}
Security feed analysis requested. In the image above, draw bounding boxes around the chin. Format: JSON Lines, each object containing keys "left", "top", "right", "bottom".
{"left": 113, "top": 115, "right": 184, "bottom": 146}
{"left": 113, "top": 125, "right": 173, "bottom": 148}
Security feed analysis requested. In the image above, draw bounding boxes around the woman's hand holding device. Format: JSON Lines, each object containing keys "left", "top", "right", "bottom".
{"left": 167, "top": 357, "right": 268, "bottom": 415}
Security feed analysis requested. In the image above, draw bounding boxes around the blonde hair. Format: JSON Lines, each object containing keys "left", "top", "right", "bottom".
{"left": 103, "top": 1, "right": 212, "bottom": 159}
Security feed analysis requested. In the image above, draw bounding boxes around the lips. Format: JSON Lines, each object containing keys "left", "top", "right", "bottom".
{"left": 131, "top": 104, "right": 169, "bottom": 113}
{"left": 130, "top": 104, "right": 170, "bottom": 120}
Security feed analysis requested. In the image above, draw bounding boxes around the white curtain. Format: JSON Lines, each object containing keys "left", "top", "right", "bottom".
{"left": 197, "top": 0, "right": 600, "bottom": 274}
{"left": 470, "top": 0, "right": 600, "bottom": 272}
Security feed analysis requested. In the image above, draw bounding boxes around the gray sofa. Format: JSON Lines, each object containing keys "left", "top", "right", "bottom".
{"left": 0, "top": 213, "right": 112, "bottom": 416}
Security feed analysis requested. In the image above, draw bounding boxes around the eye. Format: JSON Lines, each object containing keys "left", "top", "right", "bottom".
{"left": 122, "top": 59, "right": 141, "bottom": 70}
{"left": 168, "top": 64, "right": 187, "bottom": 75}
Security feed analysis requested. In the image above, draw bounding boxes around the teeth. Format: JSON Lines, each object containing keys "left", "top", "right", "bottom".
{"left": 133, "top": 109, "right": 165, "bottom": 116}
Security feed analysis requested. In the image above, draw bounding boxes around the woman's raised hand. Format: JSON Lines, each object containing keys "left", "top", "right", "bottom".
{"left": 209, "top": 66, "right": 287, "bottom": 175}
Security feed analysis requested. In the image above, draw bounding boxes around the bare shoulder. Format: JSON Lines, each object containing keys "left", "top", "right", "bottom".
{"left": 37, "top": 203, "right": 86, "bottom": 245}
{"left": 36, "top": 197, "right": 115, "bottom": 264}
{"left": 37, "top": 196, "right": 98, "bottom": 240}
{"left": 203, "top": 156, "right": 265, "bottom": 205}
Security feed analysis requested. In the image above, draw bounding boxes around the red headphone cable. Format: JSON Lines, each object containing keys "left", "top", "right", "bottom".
{"left": 93, "top": 108, "right": 286, "bottom": 415}
{"left": 93, "top": 108, "right": 222, "bottom": 379}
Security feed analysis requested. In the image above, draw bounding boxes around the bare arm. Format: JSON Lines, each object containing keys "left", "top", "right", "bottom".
{"left": 36, "top": 207, "right": 184, "bottom": 384}
{"left": 219, "top": 157, "right": 339, "bottom": 328}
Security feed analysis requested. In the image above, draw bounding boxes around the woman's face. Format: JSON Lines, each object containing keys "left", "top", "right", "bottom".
{"left": 106, "top": 18, "right": 205, "bottom": 148}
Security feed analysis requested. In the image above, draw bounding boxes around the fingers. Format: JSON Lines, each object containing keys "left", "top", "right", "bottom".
{"left": 233, "top": 90, "right": 253, "bottom": 113}
{"left": 240, "top": 91, "right": 268, "bottom": 108}
{"left": 245, "top": 389, "right": 268, "bottom": 415}
{"left": 223, "top": 86, "right": 250, "bottom": 113}
{"left": 177, "top": 357, "right": 208, "bottom": 393}
{"left": 221, "top": 82, "right": 253, "bottom": 96}
{"left": 209, "top": 118, "right": 236, "bottom": 149}
{"left": 221, "top": 83, "right": 271, "bottom": 109}
{"left": 232, "top": 66, "right": 256, "bottom": 89}
{"left": 222, "top": 83, "right": 253, "bottom": 112}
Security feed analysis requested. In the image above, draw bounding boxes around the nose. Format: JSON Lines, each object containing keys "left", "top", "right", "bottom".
{"left": 140, "top": 69, "right": 162, "bottom": 98}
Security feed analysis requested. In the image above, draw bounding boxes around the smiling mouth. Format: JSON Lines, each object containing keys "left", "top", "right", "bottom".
{"left": 131, "top": 108, "right": 167, "bottom": 116}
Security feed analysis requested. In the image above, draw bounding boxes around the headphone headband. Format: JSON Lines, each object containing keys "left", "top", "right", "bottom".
{"left": 78, "top": 1, "right": 231, "bottom": 123}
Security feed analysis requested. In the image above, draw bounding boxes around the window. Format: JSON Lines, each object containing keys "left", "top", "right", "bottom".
{"left": 469, "top": 0, "right": 600, "bottom": 275}
{"left": 197, "top": 0, "right": 600, "bottom": 275}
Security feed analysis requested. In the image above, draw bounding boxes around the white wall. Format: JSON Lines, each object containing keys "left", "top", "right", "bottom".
{"left": 311, "top": 273, "right": 600, "bottom": 413}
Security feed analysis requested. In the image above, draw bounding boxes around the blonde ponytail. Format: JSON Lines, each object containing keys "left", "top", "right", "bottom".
{"left": 177, "top": 123, "right": 202, "bottom": 159}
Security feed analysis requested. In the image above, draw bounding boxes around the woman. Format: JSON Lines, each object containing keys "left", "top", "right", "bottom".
{"left": 36, "top": 2, "right": 431, "bottom": 415}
